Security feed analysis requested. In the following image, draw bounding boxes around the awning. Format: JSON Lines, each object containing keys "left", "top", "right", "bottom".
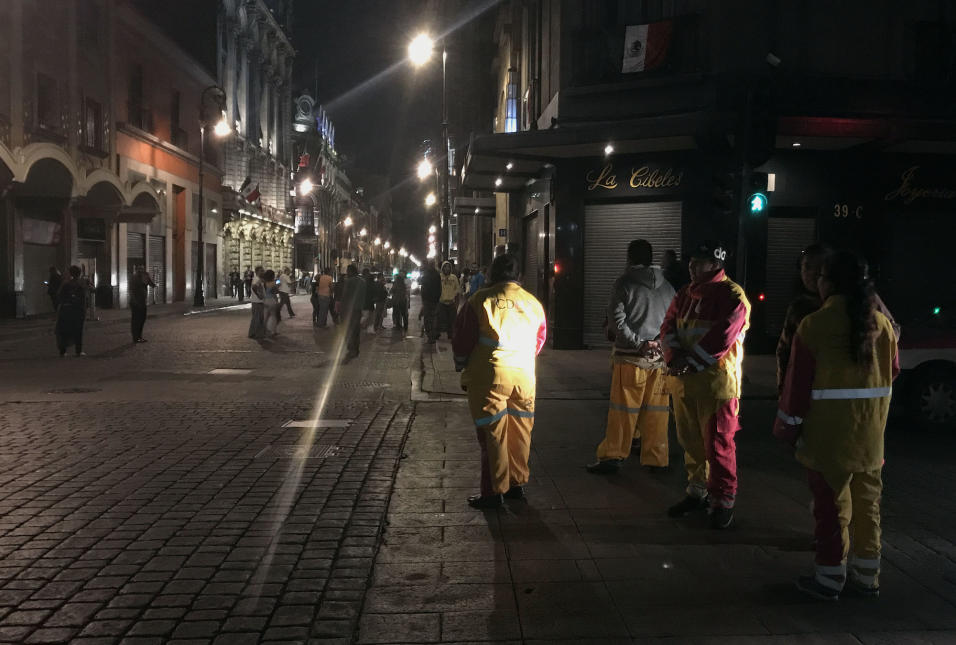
{"left": 461, "top": 112, "right": 719, "bottom": 192}
{"left": 452, "top": 195, "right": 496, "bottom": 217}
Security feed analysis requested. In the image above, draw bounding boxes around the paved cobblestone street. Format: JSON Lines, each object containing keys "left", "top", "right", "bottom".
{"left": 0, "top": 296, "right": 954, "bottom": 644}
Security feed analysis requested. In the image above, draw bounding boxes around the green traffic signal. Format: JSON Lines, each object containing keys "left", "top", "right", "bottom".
{"left": 933, "top": 306, "right": 941, "bottom": 315}
{"left": 748, "top": 192, "right": 768, "bottom": 214}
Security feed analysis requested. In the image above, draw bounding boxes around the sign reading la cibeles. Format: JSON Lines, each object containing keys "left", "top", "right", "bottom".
{"left": 585, "top": 160, "right": 684, "bottom": 197}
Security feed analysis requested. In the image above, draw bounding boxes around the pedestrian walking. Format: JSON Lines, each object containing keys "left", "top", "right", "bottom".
{"left": 312, "top": 267, "right": 333, "bottom": 328}
{"left": 421, "top": 260, "right": 441, "bottom": 343}
{"left": 342, "top": 264, "right": 367, "bottom": 362}
{"left": 55, "top": 265, "right": 87, "bottom": 357}
{"left": 587, "top": 239, "right": 676, "bottom": 474}
{"left": 248, "top": 266, "right": 266, "bottom": 339}
{"left": 391, "top": 275, "right": 409, "bottom": 332}
{"left": 438, "top": 261, "right": 460, "bottom": 340}
{"left": 460, "top": 269, "right": 472, "bottom": 297}
{"left": 263, "top": 269, "right": 280, "bottom": 337}
{"left": 230, "top": 268, "right": 243, "bottom": 301}
{"left": 452, "top": 253, "right": 547, "bottom": 509}
{"left": 661, "top": 240, "right": 751, "bottom": 530}
{"left": 373, "top": 274, "right": 388, "bottom": 331}
{"left": 774, "top": 249, "right": 898, "bottom": 601}
{"left": 277, "top": 267, "right": 295, "bottom": 320}
{"left": 469, "top": 266, "right": 487, "bottom": 294}
{"left": 46, "top": 266, "right": 62, "bottom": 311}
{"left": 129, "top": 264, "right": 156, "bottom": 343}
{"left": 244, "top": 266, "right": 254, "bottom": 298}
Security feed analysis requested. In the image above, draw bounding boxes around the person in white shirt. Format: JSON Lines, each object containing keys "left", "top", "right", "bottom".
{"left": 277, "top": 267, "right": 295, "bottom": 320}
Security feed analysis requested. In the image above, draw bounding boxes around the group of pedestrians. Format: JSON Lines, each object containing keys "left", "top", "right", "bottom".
{"left": 420, "top": 260, "right": 487, "bottom": 343}
{"left": 453, "top": 238, "right": 899, "bottom": 603}
{"left": 246, "top": 265, "right": 296, "bottom": 339}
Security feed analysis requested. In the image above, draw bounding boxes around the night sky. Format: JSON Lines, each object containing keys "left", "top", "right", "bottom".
{"left": 293, "top": 0, "right": 450, "bottom": 246}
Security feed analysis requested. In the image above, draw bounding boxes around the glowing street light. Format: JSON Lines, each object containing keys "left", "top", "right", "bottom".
{"left": 358, "top": 227, "right": 367, "bottom": 237}
{"left": 428, "top": 234, "right": 435, "bottom": 244}
{"left": 213, "top": 111, "right": 231, "bottom": 137}
{"left": 342, "top": 215, "right": 353, "bottom": 228}
{"left": 425, "top": 192, "right": 437, "bottom": 207}
{"left": 408, "top": 33, "right": 435, "bottom": 67}
{"left": 399, "top": 248, "right": 408, "bottom": 257}
{"left": 299, "top": 178, "right": 313, "bottom": 194}
{"left": 428, "top": 225, "right": 437, "bottom": 234}
{"left": 374, "top": 237, "right": 381, "bottom": 246}
{"left": 416, "top": 158, "right": 434, "bottom": 180}
{"left": 383, "top": 241, "right": 391, "bottom": 250}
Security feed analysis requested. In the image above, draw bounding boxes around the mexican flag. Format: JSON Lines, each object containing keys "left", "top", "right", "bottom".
{"left": 622, "top": 21, "right": 673, "bottom": 73}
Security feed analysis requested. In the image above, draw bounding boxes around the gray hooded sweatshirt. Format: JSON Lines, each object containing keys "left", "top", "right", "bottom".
{"left": 607, "top": 265, "right": 676, "bottom": 362}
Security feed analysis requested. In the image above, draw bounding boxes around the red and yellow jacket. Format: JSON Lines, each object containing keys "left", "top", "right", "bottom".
{"left": 452, "top": 281, "right": 547, "bottom": 389}
{"left": 774, "top": 296, "right": 899, "bottom": 478}
{"left": 660, "top": 269, "right": 751, "bottom": 399}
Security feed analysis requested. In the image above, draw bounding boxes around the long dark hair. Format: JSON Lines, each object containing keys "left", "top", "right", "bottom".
{"left": 823, "top": 250, "right": 877, "bottom": 366}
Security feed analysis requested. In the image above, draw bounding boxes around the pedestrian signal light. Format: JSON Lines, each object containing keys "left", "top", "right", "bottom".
{"left": 749, "top": 192, "right": 768, "bottom": 214}
{"left": 758, "top": 293, "right": 766, "bottom": 301}
{"left": 933, "top": 306, "right": 941, "bottom": 315}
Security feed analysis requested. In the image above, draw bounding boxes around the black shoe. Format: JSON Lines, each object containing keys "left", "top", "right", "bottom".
{"left": 503, "top": 486, "right": 525, "bottom": 501}
{"left": 795, "top": 575, "right": 840, "bottom": 601}
{"left": 467, "top": 494, "right": 503, "bottom": 509}
{"left": 136, "top": 338, "right": 148, "bottom": 343}
{"left": 586, "top": 459, "right": 623, "bottom": 474}
{"left": 844, "top": 577, "right": 880, "bottom": 598}
{"left": 710, "top": 505, "right": 734, "bottom": 530}
{"left": 642, "top": 464, "right": 669, "bottom": 474}
{"left": 667, "top": 495, "right": 709, "bottom": 517}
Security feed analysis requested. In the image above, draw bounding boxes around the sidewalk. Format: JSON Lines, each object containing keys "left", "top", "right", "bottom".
{"left": 358, "top": 337, "right": 956, "bottom": 643}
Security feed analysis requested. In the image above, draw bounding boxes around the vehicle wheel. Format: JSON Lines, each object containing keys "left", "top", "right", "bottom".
{"left": 907, "top": 366, "right": 956, "bottom": 431}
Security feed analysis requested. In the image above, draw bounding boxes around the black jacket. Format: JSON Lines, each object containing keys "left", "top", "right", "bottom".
{"left": 421, "top": 268, "right": 441, "bottom": 303}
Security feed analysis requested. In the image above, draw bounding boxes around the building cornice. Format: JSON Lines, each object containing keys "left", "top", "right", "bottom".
{"left": 117, "top": 123, "right": 224, "bottom": 177}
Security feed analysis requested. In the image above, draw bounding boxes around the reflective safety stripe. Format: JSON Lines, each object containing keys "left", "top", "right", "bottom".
{"left": 815, "top": 564, "right": 847, "bottom": 575}
{"left": 849, "top": 556, "right": 880, "bottom": 569}
{"left": 814, "top": 563, "right": 846, "bottom": 591}
{"left": 474, "top": 408, "right": 535, "bottom": 427}
{"left": 692, "top": 344, "right": 718, "bottom": 366}
{"left": 609, "top": 402, "right": 642, "bottom": 414}
{"left": 686, "top": 356, "right": 705, "bottom": 371}
{"left": 776, "top": 409, "right": 804, "bottom": 426}
{"left": 850, "top": 571, "right": 878, "bottom": 586}
{"left": 811, "top": 386, "right": 892, "bottom": 400}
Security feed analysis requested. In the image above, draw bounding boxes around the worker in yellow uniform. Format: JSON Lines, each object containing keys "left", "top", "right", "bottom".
{"left": 587, "top": 239, "right": 675, "bottom": 474}
{"left": 661, "top": 240, "right": 751, "bottom": 530}
{"left": 452, "top": 254, "right": 547, "bottom": 509}
{"left": 775, "top": 249, "right": 898, "bottom": 600}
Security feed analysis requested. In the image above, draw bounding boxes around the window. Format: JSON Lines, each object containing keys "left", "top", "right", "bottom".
{"left": 127, "top": 64, "right": 152, "bottom": 132}
{"left": 83, "top": 98, "right": 102, "bottom": 151}
{"left": 505, "top": 69, "right": 518, "bottom": 133}
{"left": 36, "top": 73, "right": 58, "bottom": 129}
{"left": 170, "top": 90, "right": 187, "bottom": 149}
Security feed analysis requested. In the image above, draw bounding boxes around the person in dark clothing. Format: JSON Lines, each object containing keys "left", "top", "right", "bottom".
{"left": 243, "top": 266, "right": 254, "bottom": 297}
{"left": 46, "top": 266, "right": 62, "bottom": 310}
{"left": 391, "top": 275, "right": 409, "bottom": 331}
{"left": 129, "top": 265, "right": 156, "bottom": 343}
{"left": 662, "top": 249, "right": 690, "bottom": 292}
{"left": 55, "top": 265, "right": 87, "bottom": 357}
{"left": 360, "top": 268, "right": 375, "bottom": 331}
{"left": 342, "top": 264, "right": 367, "bottom": 362}
{"left": 420, "top": 260, "right": 442, "bottom": 343}
{"left": 230, "top": 268, "right": 244, "bottom": 301}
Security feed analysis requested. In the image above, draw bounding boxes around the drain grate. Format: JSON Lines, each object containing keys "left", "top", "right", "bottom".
{"left": 272, "top": 444, "right": 342, "bottom": 459}
{"left": 337, "top": 381, "right": 391, "bottom": 389}
{"left": 47, "top": 387, "right": 102, "bottom": 394}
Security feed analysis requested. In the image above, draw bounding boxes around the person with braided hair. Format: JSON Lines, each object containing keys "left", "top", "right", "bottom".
{"left": 774, "top": 249, "right": 899, "bottom": 601}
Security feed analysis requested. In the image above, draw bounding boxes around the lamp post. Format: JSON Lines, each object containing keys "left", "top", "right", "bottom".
{"left": 194, "top": 85, "right": 230, "bottom": 307}
{"left": 409, "top": 33, "right": 450, "bottom": 260}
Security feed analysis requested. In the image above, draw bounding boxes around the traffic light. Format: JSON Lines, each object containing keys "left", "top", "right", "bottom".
{"left": 747, "top": 172, "right": 769, "bottom": 215}
{"left": 712, "top": 169, "right": 739, "bottom": 219}
{"left": 748, "top": 192, "right": 768, "bottom": 214}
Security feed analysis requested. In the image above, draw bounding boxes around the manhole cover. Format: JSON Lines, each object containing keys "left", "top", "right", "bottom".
{"left": 272, "top": 444, "right": 342, "bottom": 459}
{"left": 47, "top": 387, "right": 101, "bottom": 394}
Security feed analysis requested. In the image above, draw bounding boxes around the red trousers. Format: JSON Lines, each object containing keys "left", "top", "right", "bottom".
{"left": 673, "top": 395, "right": 740, "bottom": 507}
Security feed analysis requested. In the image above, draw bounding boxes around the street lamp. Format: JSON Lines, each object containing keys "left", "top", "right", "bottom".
{"left": 299, "top": 178, "right": 313, "bottom": 194}
{"left": 194, "top": 85, "right": 230, "bottom": 307}
{"left": 425, "top": 192, "right": 437, "bottom": 207}
{"left": 428, "top": 224, "right": 437, "bottom": 234}
{"left": 358, "top": 227, "right": 367, "bottom": 238}
{"left": 409, "top": 32, "right": 450, "bottom": 260}
{"left": 416, "top": 158, "right": 434, "bottom": 180}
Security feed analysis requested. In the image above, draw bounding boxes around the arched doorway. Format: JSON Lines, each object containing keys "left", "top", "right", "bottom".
{"left": 76, "top": 180, "right": 125, "bottom": 309}
{"left": 15, "top": 157, "right": 75, "bottom": 316}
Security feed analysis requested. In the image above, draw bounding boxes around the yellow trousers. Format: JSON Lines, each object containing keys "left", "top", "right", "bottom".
{"left": 595, "top": 363, "right": 669, "bottom": 466}
{"left": 468, "top": 383, "right": 535, "bottom": 495}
